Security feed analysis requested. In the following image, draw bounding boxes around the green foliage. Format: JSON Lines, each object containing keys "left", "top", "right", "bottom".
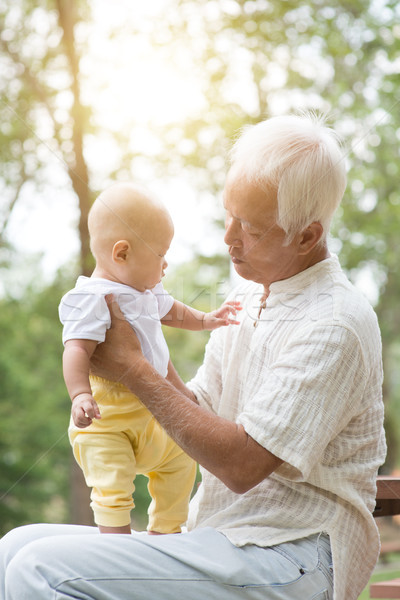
{"left": 163, "top": 253, "right": 231, "bottom": 380}
{"left": 0, "top": 274, "right": 72, "bottom": 534}
{"left": 1, "top": 0, "right": 400, "bottom": 531}
{"left": 151, "top": 0, "right": 400, "bottom": 466}
{"left": 0, "top": 257, "right": 222, "bottom": 534}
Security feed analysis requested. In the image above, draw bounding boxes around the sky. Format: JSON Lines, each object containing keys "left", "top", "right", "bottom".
{"left": 1, "top": 0, "right": 323, "bottom": 289}
{"left": 2, "top": 0, "right": 382, "bottom": 304}
{"left": 6, "top": 171, "right": 226, "bottom": 281}
{"left": 3, "top": 0, "right": 230, "bottom": 290}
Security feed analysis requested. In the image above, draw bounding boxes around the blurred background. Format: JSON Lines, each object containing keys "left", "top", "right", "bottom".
{"left": 0, "top": 0, "right": 399, "bottom": 554}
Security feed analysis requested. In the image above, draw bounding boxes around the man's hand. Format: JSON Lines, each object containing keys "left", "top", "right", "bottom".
{"left": 90, "top": 294, "right": 146, "bottom": 386}
{"left": 72, "top": 392, "right": 101, "bottom": 428}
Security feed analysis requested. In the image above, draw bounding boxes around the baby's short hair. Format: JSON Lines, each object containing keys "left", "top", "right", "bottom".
{"left": 88, "top": 182, "right": 173, "bottom": 260}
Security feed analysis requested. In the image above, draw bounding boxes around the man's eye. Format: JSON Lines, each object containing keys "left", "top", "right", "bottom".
{"left": 242, "top": 224, "right": 260, "bottom": 235}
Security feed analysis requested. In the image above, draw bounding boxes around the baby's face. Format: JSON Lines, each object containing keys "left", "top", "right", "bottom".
{"left": 122, "top": 226, "right": 173, "bottom": 292}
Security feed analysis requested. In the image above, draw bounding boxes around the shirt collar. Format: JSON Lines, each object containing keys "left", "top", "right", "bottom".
{"left": 268, "top": 254, "right": 342, "bottom": 297}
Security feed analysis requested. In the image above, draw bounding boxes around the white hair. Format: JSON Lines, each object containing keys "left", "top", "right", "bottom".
{"left": 230, "top": 113, "right": 347, "bottom": 243}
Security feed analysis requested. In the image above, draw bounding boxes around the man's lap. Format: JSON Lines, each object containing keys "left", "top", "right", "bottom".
{"left": 0, "top": 524, "right": 332, "bottom": 599}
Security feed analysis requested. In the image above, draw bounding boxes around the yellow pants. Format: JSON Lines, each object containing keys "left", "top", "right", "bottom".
{"left": 68, "top": 376, "right": 197, "bottom": 532}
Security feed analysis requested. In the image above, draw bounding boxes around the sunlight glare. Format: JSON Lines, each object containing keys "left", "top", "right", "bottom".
{"left": 81, "top": 0, "right": 206, "bottom": 131}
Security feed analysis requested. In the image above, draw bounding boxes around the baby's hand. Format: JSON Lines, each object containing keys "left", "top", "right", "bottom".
{"left": 72, "top": 393, "right": 101, "bottom": 428}
{"left": 203, "top": 300, "right": 242, "bottom": 331}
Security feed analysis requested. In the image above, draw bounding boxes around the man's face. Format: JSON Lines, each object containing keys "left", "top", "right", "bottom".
{"left": 223, "top": 170, "right": 302, "bottom": 292}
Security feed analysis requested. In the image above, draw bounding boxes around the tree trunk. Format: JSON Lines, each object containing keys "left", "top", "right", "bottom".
{"left": 70, "top": 460, "right": 94, "bottom": 526}
{"left": 57, "top": 0, "right": 93, "bottom": 277}
{"left": 377, "top": 266, "right": 399, "bottom": 472}
{"left": 57, "top": 0, "right": 95, "bottom": 524}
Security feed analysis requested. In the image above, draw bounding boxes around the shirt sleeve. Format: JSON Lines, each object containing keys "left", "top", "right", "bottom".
{"left": 59, "top": 289, "right": 111, "bottom": 345}
{"left": 237, "top": 322, "right": 368, "bottom": 480}
{"left": 152, "top": 282, "right": 175, "bottom": 319}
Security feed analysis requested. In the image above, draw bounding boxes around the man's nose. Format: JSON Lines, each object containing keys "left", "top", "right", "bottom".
{"left": 224, "top": 216, "right": 242, "bottom": 247}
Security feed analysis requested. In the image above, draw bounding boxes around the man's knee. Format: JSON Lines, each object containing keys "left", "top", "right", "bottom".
{"left": 5, "top": 541, "right": 53, "bottom": 600}
{"left": 1, "top": 524, "right": 43, "bottom": 583}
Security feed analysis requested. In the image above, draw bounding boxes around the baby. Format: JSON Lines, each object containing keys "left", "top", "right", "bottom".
{"left": 59, "top": 182, "right": 241, "bottom": 535}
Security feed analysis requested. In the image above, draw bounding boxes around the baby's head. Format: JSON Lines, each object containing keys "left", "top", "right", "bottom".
{"left": 88, "top": 182, "right": 174, "bottom": 291}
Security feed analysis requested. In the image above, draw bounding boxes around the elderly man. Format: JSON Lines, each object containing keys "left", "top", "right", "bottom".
{"left": 0, "top": 114, "right": 386, "bottom": 600}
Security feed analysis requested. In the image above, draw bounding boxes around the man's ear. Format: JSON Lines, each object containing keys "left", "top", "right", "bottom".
{"left": 112, "top": 240, "right": 130, "bottom": 263}
{"left": 298, "top": 222, "right": 324, "bottom": 255}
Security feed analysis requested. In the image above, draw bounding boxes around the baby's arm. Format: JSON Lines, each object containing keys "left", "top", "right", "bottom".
{"left": 161, "top": 300, "right": 242, "bottom": 331}
{"left": 63, "top": 339, "right": 101, "bottom": 428}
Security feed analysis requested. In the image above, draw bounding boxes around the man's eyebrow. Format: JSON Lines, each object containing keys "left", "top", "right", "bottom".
{"left": 224, "top": 208, "right": 260, "bottom": 230}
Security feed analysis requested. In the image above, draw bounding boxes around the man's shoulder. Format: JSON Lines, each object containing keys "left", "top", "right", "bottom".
{"left": 298, "top": 255, "right": 378, "bottom": 328}
{"left": 300, "top": 270, "right": 382, "bottom": 366}
{"left": 328, "top": 271, "right": 379, "bottom": 329}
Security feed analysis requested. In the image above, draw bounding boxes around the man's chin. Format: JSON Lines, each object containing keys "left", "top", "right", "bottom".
{"left": 233, "top": 263, "right": 252, "bottom": 281}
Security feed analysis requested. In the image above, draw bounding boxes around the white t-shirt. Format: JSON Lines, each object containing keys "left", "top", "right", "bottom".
{"left": 59, "top": 277, "right": 174, "bottom": 377}
{"left": 187, "top": 255, "right": 386, "bottom": 600}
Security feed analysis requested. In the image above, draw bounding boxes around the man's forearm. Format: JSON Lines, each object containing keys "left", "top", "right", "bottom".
{"left": 121, "top": 357, "right": 282, "bottom": 494}
{"left": 89, "top": 297, "right": 282, "bottom": 492}
{"left": 166, "top": 360, "right": 198, "bottom": 403}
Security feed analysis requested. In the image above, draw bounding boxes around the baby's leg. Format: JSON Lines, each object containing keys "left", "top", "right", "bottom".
{"left": 147, "top": 447, "right": 197, "bottom": 534}
{"left": 71, "top": 430, "right": 136, "bottom": 531}
{"left": 98, "top": 524, "right": 132, "bottom": 534}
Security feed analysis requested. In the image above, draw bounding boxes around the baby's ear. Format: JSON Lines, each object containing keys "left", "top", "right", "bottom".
{"left": 112, "top": 240, "right": 130, "bottom": 262}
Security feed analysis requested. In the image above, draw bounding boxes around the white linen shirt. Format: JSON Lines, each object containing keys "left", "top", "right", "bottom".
{"left": 187, "top": 255, "right": 386, "bottom": 600}
{"left": 59, "top": 277, "right": 174, "bottom": 377}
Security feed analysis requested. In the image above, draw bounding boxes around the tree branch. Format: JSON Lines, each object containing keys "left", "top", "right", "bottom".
{"left": 0, "top": 37, "right": 63, "bottom": 145}
{"left": 0, "top": 164, "right": 27, "bottom": 241}
{"left": 56, "top": 0, "right": 92, "bottom": 276}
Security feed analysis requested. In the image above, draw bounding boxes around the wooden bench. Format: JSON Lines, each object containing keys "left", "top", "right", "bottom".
{"left": 370, "top": 477, "right": 400, "bottom": 598}
{"left": 370, "top": 578, "right": 400, "bottom": 599}
{"left": 379, "top": 540, "right": 400, "bottom": 561}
